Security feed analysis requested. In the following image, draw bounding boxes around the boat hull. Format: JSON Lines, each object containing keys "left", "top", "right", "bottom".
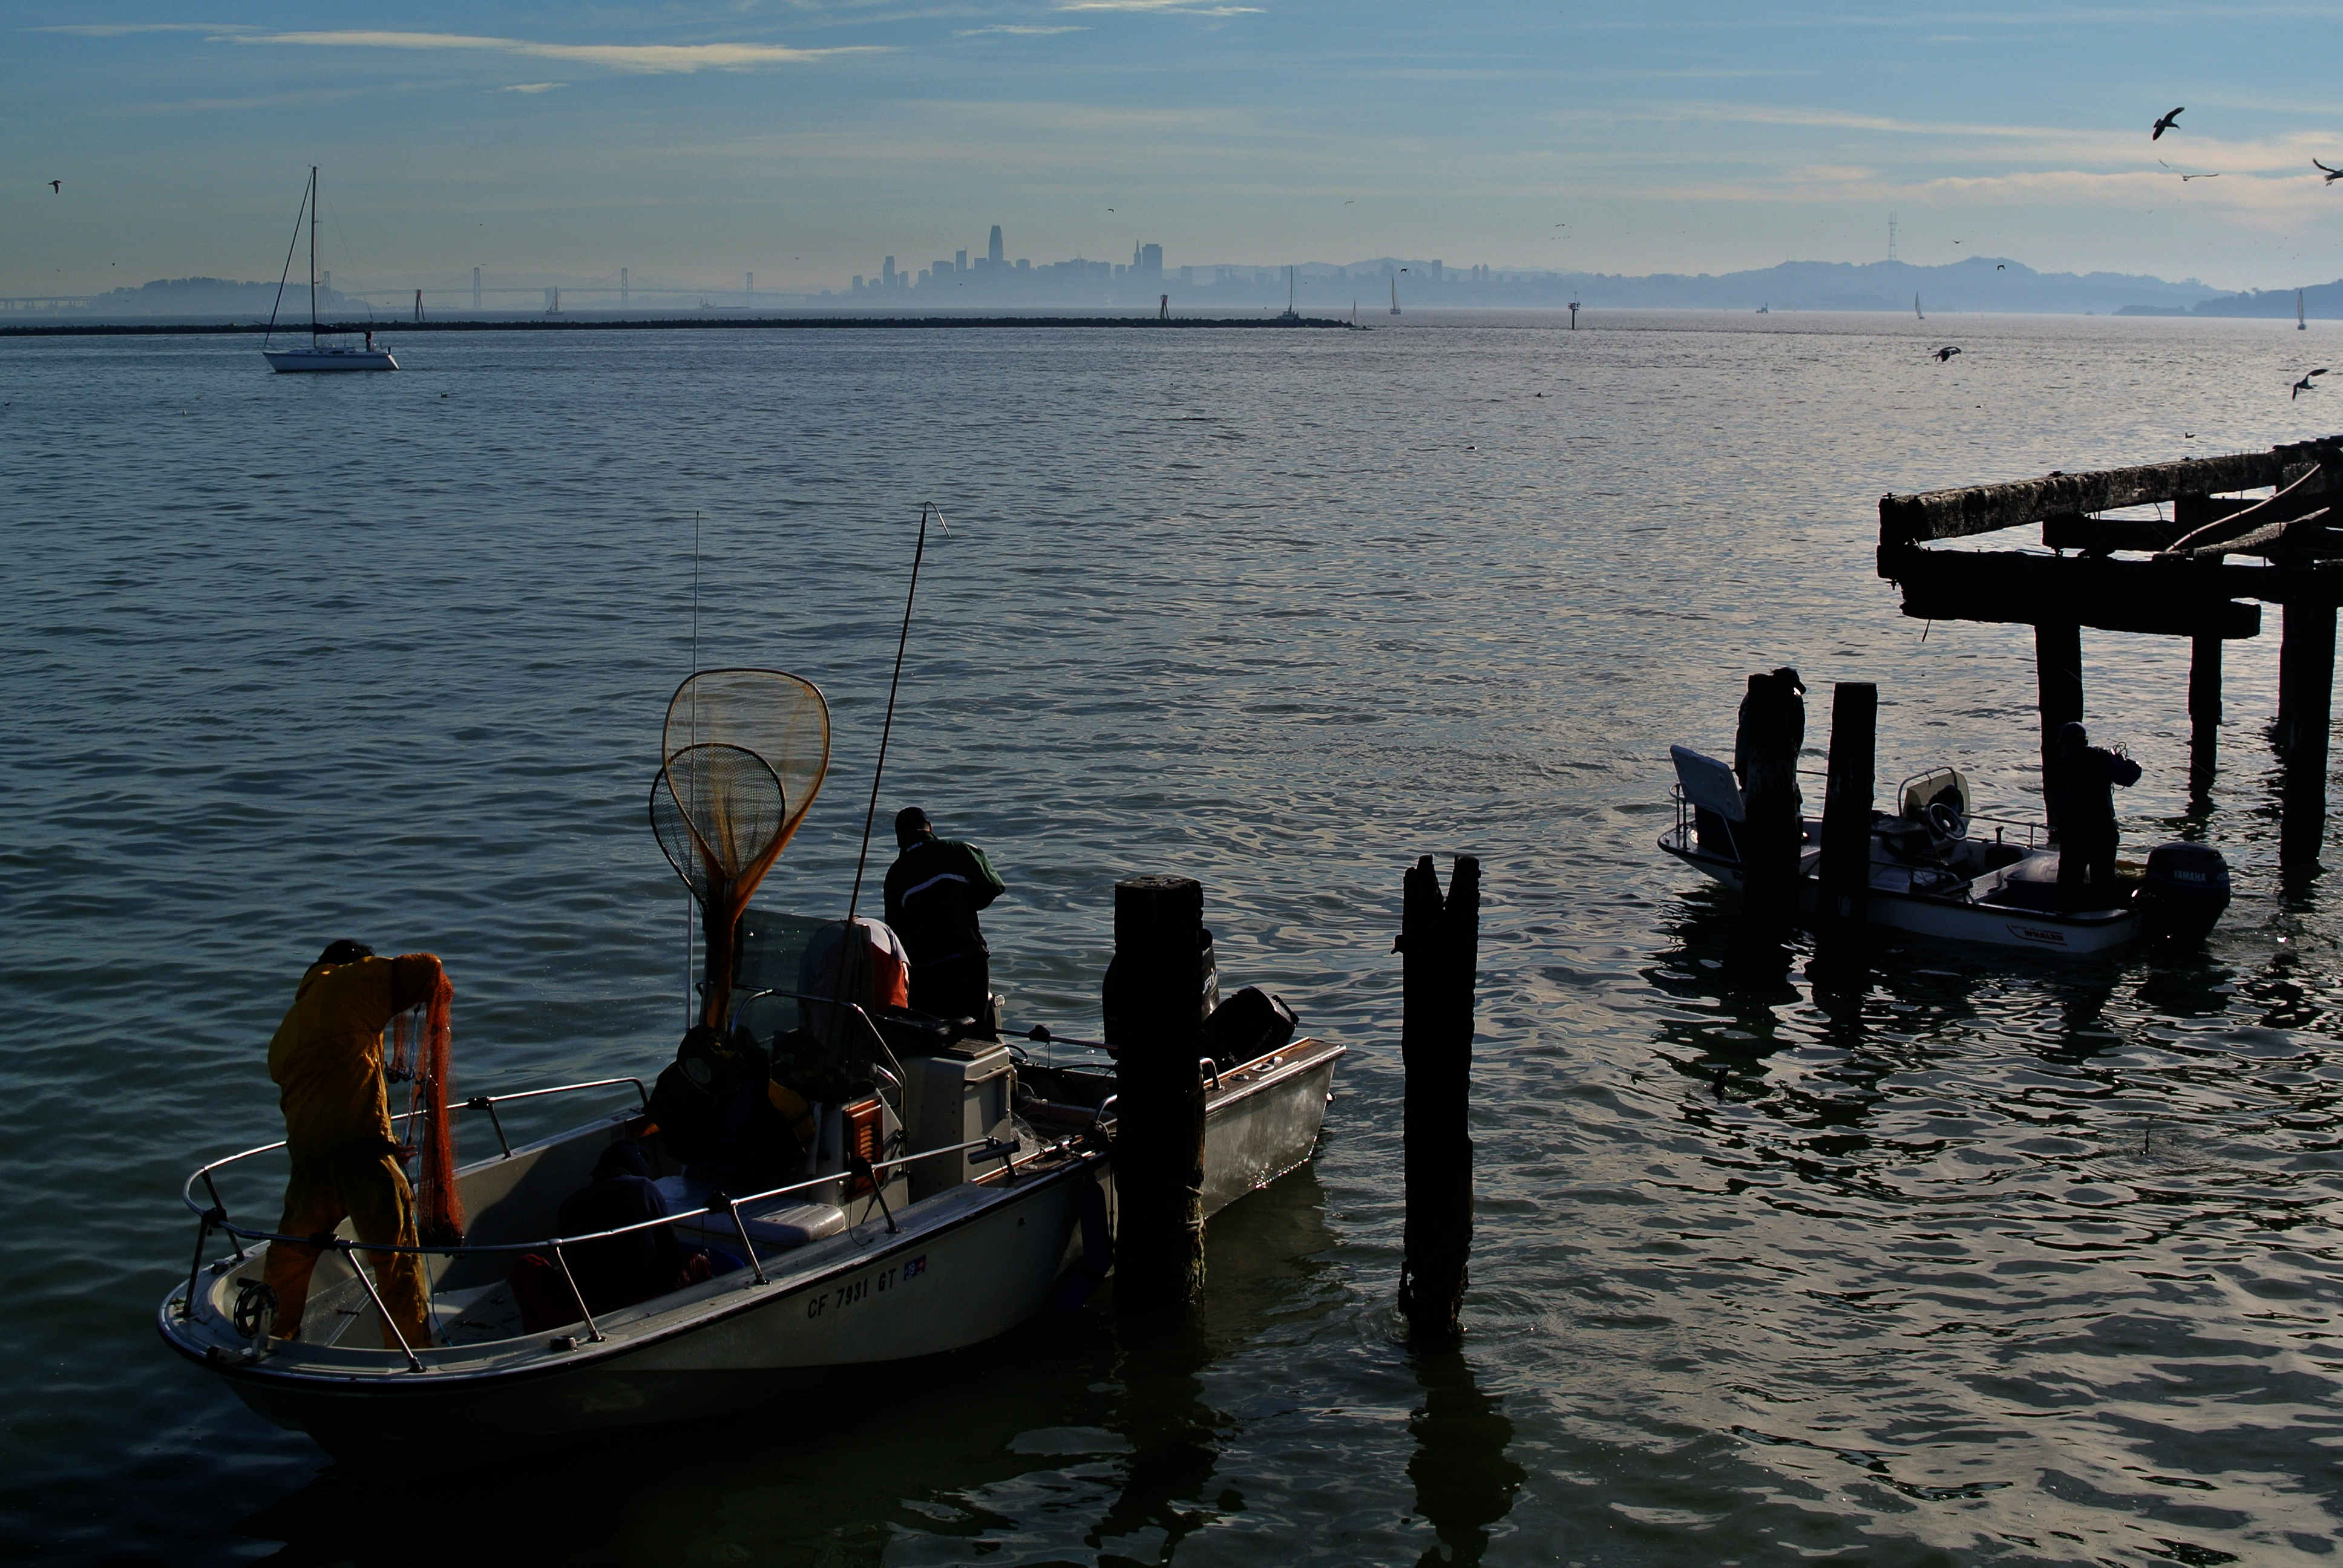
{"left": 160, "top": 1037, "right": 1342, "bottom": 1455}
{"left": 264, "top": 348, "right": 398, "bottom": 373}
{"left": 1660, "top": 825, "right": 2137, "bottom": 953}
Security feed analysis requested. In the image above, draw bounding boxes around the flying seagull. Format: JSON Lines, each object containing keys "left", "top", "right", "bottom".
{"left": 47, "top": 180, "right": 60, "bottom": 194}
{"left": 2152, "top": 106, "right": 2184, "bottom": 139}
{"left": 2317, "top": 158, "right": 2343, "bottom": 184}
{"left": 2292, "top": 368, "right": 2328, "bottom": 399}
{"left": 1934, "top": 345, "right": 1962, "bottom": 362}
{"left": 1996, "top": 263, "right": 2007, "bottom": 270}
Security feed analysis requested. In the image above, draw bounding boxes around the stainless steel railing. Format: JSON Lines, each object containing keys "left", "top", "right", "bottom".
{"left": 176, "top": 1073, "right": 1087, "bottom": 1366}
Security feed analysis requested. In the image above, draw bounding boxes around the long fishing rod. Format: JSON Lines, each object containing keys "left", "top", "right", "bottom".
{"left": 846, "top": 503, "right": 945, "bottom": 924}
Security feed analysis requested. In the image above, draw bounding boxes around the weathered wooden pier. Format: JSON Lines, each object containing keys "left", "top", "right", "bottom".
{"left": 1878, "top": 436, "right": 2343, "bottom": 873}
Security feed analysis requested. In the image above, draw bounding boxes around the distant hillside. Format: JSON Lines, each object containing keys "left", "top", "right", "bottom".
{"left": 85, "top": 276, "right": 354, "bottom": 318}
{"left": 1304, "top": 255, "right": 2221, "bottom": 315}
{"left": 2136, "top": 279, "right": 2343, "bottom": 319}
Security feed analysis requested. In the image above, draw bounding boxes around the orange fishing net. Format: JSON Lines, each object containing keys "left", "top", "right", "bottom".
{"left": 411, "top": 971, "right": 464, "bottom": 1246}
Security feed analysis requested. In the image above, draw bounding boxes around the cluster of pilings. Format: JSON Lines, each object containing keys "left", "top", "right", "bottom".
{"left": 1111, "top": 860, "right": 1482, "bottom": 1344}
{"left": 1878, "top": 436, "right": 2343, "bottom": 874}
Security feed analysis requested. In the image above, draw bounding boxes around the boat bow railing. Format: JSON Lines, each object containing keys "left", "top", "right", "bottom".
{"left": 176, "top": 1072, "right": 1073, "bottom": 1367}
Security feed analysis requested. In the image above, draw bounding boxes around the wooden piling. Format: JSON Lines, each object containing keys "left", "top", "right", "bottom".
{"left": 1736, "top": 673, "right": 1805, "bottom": 929}
{"left": 2278, "top": 601, "right": 2336, "bottom": 871}
{"left": 2034, "top": 622, "right": 2083, "bottom": 837}
{"left": 1400, "top": 854, "right": 1479, "bottom": 1346}
{"left": 1112, "top": 875, "right": 1208, "bottom": 1313}
{"left": 2189, "top": 631, "right": 2223, "bottom": 791}
{"left": 1817, "top": 682, "right": 1878, "bottom": 933}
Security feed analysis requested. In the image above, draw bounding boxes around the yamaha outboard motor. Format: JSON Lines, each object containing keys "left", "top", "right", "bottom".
{"left": 2133, "top": 842, "right": 2230, "bottom": 946}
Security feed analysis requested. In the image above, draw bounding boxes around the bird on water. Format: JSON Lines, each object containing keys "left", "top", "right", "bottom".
{"left": 2152, "top": 106, "right": 2184, "bottom": 139}
{"left": 1934, "top": 345, "right": 1962, "bottom": 362}
{"left": 2317, "top": 158, "right": 2343, "bottom": 184}
{"left": 2292, "top": 369, "right": 2328, "bottom": 399}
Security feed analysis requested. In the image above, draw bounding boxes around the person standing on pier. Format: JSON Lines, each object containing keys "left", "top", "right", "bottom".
{"left": 2051, "top": 722, "right": 2141, "bottom": 908}
{"left": 260, "top": 940, "right": 441, "bottom": 1349}
{"left": 885, "top": 806, "right": 1006, "bottom": 1028}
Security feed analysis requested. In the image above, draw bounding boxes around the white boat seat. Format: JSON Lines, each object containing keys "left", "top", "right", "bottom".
{"left": 1670, "top": 746, "right": 1744, "bottom": 821}
{"left": 652, "top": 1175, "right": 848, "bottom": 1252}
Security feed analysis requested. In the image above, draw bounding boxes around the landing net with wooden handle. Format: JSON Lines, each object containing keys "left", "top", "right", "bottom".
{"left": 652, "top": 670, "right": 831, "bottom": 1028}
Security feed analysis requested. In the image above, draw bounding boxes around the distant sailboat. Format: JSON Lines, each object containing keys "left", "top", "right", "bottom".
{"left": 1390, "top": 277, "right": 1401, "bottom": 316}
{"left": 1277, "top": 266, "right": 1300, "bottom": 323}
{"left": 262, "top": 167, "right": 395, "bottom": 373}
{"left": 1915, "top": 292, "right": 1925, "bottom": 321}
{"left": 2300, "top": 289, "right": 2307, "bottom": 330}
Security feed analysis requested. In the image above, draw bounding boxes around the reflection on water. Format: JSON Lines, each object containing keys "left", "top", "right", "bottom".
{"left": 1406, "top": 1351, "right": 1524, "bottom": 1567}
{"left": 228, "top": 1166, "right": 1343, "bottom": 1564}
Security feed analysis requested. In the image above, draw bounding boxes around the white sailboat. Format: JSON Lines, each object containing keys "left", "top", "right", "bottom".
{"left": 1915, "top": 292, "right": 1925, "bottom": 321}
{"left": 263, "top": 168, "right": 396, "bottom": 373}
{"left": 1389, "top": 277, "right": 1401, "bottom": 316}
{"left": 2299, "top": 289, "right": 2307, "bottom": 330}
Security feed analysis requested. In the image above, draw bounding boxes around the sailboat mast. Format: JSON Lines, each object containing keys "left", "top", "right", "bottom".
{"left": 308, "top": 167, "right": 318, "bottom": 347}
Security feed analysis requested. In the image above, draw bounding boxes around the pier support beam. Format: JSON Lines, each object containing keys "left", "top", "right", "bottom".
{"left": 2035, "top": 622, "right": 2083, "bottom": 839}
{"left": 2277, "top": 602, "right": 2336, "bottom": 873}
{"left": 1817, "top": 682, "right": 1878, "bottom": 935}
{"left": 2189, "top": 632, "right": 2223, "bottom": 794}
{"left": 1112, "top": 875, "right": 1209, "bottom": 1314}
{"left": 1400, "top": 854, "right": 1479, "bottom": 1346}
{"left": 1736, "top": 671, "right": 1806, "bottom": 931}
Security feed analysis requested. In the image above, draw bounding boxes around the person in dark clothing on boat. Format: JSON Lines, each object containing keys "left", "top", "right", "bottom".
{"left": 2051, "top": 721, "right": 2141, "bottom": 909}
{"left": 553, "top": 1140, "right": 688, "bottom": 1314}
{"left": 884, "top": 807, "right": 1006, "bottom": 1027}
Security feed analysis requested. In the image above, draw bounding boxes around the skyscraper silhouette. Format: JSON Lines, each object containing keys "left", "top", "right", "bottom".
{"left": 988, "top": 225, "right": 1004, "bottom": 266}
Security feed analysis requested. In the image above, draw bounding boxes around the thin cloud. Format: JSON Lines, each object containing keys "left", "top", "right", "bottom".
{"left": 957, "top": 24, "right": 1089, "bottom": 33}
{"left": 34, "top": 22, "right": 254, "bottom": 34}
{"left": 224, "top": 30, "right": 884, "bottom": 73}
{"left": 1057, "top": 1, "right": 1262, "bottom": 12}
{"left": 500, "top": 82, "right": 568, "bottom": 93}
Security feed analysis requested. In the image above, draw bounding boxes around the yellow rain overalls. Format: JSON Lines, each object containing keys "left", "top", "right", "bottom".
{"left": 260, "top": 953, "right": 442, "bottom": 1350}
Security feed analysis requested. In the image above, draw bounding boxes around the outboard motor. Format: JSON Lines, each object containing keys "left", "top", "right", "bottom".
{"left": 2133, "top": 841, "right": 2230, "bottom": 946}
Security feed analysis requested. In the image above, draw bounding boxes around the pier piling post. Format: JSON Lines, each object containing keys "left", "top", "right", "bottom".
{"left": 1817, "top": 682, "right": 1878, "bottom": 936}
{"left": 1400, "top": 854, "right": 1480, "bottom": 1345}
{"left": 1736, "top": 671, "right": 1806, "bottom": 931}
{"left": 1112, "top": 875, "right": 1208, "bottom": 1314}
{"left": 2189, "top": 631, "right": 2223, "bottom": 794}
{"left": 2035, "top": 622, "right": 2083, "bottom": 838}
{"left": 2277, "top": 601, "right": 2336, "bottom": 873}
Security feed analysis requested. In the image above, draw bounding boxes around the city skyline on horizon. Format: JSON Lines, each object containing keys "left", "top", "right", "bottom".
{"left": 10, "top": 4, "right": 2343, "bottom": 298}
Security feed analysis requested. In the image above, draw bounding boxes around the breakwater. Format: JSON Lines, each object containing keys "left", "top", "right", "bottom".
{"left": 0, "top": 313, "right": 1358, "bottom": 339}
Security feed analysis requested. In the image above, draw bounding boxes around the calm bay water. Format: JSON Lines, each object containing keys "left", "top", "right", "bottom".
{"left": 2, "top": 312, "right": 2339, "bottom": 1564}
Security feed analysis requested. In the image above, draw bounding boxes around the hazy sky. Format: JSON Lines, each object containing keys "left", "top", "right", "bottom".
{"left": 8, "top": 2, "right": 2343, "bottom": 296}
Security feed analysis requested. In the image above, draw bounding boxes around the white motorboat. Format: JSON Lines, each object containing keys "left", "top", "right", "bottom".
{"left": 1659, "top": 746, "right": 2231, "bottom": 955}
{"left": 261, "top": 167, "right": 396, "bottom": 373}
{"left": 162, "top": 667, "right": 1342, "bottom": 1457}
{"left": 160, "top": 1022, "right": 1342, "bottom": 1457}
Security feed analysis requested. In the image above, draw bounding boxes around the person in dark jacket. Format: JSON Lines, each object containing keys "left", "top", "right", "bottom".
{"left": 2051, "top": 721, "right": 2142, "bottom": 908}
{"left": 553, "top": 1140, "right": 686, "bottom": 1314}
{"left": 883, "top": 806, "right": 1006, "bottom": 1026}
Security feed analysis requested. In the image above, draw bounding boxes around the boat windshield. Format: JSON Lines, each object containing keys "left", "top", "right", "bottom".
{"left": 1899, "top": 767, "right": 1970, "bottom": 821}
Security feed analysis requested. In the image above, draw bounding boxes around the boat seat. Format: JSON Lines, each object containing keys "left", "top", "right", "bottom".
{"left": 653, "top": 1176, "right": 848, "bottom": 1252}
{"left": 1670, "top": 746, "right": 1744, "bottom": 821}
{"left": 1978, "top": 853, "right": 2064, "bottom": 912}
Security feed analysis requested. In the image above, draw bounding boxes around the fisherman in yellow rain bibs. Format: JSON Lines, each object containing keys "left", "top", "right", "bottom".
{"left": 260, "top": 940, "right": 444, "bottom": 1349}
